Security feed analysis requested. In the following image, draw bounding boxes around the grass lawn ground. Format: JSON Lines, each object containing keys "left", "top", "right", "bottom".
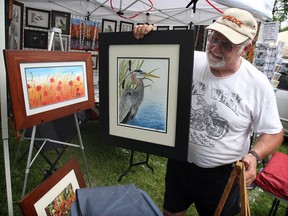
{"left": 1, "top": 118, "right": 288, "bottom": 215}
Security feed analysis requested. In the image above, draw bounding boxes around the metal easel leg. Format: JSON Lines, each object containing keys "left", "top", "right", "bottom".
{"left": 74, "top": 113, "right": 91, "bottom": 187}
{"left": 21, "top": 125, "right": 37, "bottom": 198}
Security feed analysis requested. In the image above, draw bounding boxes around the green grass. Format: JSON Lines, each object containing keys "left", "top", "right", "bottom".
{"left": 1, "top": 119, "right": 288, "bottom": 215}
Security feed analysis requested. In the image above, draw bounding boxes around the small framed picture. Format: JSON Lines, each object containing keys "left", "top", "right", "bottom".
{"left": 173, "top": 26, "right": 189, "bottom": 30}
{"left": 19, "top": 158, "right": 86, "bottom": 215}
{"left": 26, "top": 7, "right": 50, "bottom": 29}
{"left": 24, "top": 29, "right": 48, "bottom": 49}
{"left": 120, "top": 21, "right": 134, "bottom": 32}
{"left": 7, "top": 0, "right": 24, "bottom": 50}
{"left": 52, "top": 35, "right": 69, "bottom": 51}
{"left": 157, "top": 26, "right": 169, "bottom": 31}
{"left": 51, "top": 10, "right": 71, "bottom": 35}
{"left": 92, "top": 54, "right": 98, "bottom": 70}
{"left": 101, "top": 19, "right": 117, "bottom": 33}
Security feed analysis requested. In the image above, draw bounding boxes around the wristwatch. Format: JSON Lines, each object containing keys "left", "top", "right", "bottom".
{"left": 248, "top": 150, "right": 261, "bottom": 164}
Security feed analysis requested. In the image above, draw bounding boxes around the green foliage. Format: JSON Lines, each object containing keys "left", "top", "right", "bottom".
{"left": 273, "top": 0, "right": 288, "bottom": 25}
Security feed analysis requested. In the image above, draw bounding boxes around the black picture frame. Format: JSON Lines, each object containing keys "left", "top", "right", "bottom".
{"left": 157, "top": 26, "right": 169, "bottom": 31}
{"left": 26, "top": 7, "right": 50, "bottom": 29}
{"left": 24, "top": 29, "right": 48, "bottom": 49}
{"left": 119, "top": 21, "right": 134, "bottom": 32}
{"left": 51, "top": 10, "right": 71, "bottom": 35}
{"left": 7, "top": 0, "right": 24, "bottom": 50}
{"left": 99, "top": 30, "right": 194, "bottom": 161}
{"left": 173, "top": 26, "right": 189, "bottom": 30}
{"left": 101, "top": 19, "right": 117, "bottom": 33}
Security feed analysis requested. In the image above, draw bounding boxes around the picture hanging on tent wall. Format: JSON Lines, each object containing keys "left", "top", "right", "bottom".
{"left": 26, "top": 7, "right": 50, "bottom": 29}
{"left": 99, "top": 30, "right": 195, "bottom": 161}
{"left": 4, "top": 50, "right": 95, "bottom": 130}
{"left": 7, "top": 0, "right": 24, "bottom": 50}
{"left": 102, "top": 19, "right": 117, "bottom": 33}
{"left": 51, "top": 10, "right": 71, "bottom": 35}
{"left": 119, "top": 21, "right": 134, "bottom": 32}
{"left": 70, "top": 18, "right": 101, "bottom": 51}
{"left": 19, "top": 157, "right": 85, "bottom": 216}
{"left": 24, "top": 29, "right": 48, "bottom": 49}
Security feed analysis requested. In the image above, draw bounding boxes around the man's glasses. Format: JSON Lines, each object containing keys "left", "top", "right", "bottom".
{"left": 207, "top": 34, "right": 236, "bottom": 52}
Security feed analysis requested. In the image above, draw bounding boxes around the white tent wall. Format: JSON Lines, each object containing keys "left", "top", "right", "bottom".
{"left": 17, "top": 0, "right": 274, "bottom": 26}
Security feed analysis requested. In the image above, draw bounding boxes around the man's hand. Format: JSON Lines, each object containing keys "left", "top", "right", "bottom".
{"left": 133, "top": 24, "right": 154, "bottom": 39}
{"left": 241, "top": 153, "right": 258, "bottom": 186}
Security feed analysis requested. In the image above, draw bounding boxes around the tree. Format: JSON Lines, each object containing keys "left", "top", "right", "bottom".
{"left": 272, "top": 0, "right": 288, "bottom": 30}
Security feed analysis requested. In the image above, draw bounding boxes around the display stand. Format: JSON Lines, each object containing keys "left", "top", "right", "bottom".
{"left": 21, "top": 28, "right": 91, "bottom": 198}
{"left": 214, "top": 161, "right": 250, "bottom": 216}
{"left": 118, "top": 150, "right": 154, "bottom": 182}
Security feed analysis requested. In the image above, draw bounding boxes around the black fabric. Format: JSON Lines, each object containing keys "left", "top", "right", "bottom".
{"left": 163, "top": 159, "right": 240, "bottom": 216}
{"left": 71, "top": 184, "right": 162, "bottom": 216}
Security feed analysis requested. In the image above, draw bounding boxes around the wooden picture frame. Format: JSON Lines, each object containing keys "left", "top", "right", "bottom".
{"left": 157, "top": 26, "right": 169, "bottom": 31}
{"left": 7, "top": 0, "right": 24, "bottom": 50}
{"left": 51, "top": 10, "right": 71, "bottom": 35}
{"left": 26, "top": 7, "right": 50, "bottom": 29}
{"left": 19, "top": 157, "right": 86, "bottom": 216}
{"left": 4, "top": 50, "right": 95, "bottom": 130}
{"left": 24, "top": 29, "right": 48, "bottom": 49}
{"left": 101, "top": 18, "right": 117, "bottom": 33}
{"left": 99, "top": 30, "right": 194, "bottom": 161}
{"left": 119, "top": 21, "right": 134, "bottom": 32}
{"left": 173, "top": 26, "right": 189, "bottom": 30}
{"left": 92, "top": 54, "right": 98, "bottom": 70}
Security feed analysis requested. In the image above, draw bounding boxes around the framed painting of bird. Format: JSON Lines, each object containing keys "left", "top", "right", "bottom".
{"left": 51, "top": 10, "right": 71, "bottom": 35}
{"left": 99, "top": 30, "right": 194, "bottom": 161}
{"left": 25, "top": 7, "right": 50, "bottom": 29}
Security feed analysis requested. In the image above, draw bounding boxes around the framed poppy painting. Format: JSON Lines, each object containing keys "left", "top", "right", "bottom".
{"left": 19, "top": 158, "right": 85, "bottom": 216}
{"left": 4, "top": 50, "right": 95, "bottom": 130}
{"left": 99, "top": 30, "right": 195, "bottom": 161}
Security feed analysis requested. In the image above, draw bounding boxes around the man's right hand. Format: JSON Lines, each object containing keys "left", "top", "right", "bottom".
{"left": 133, "top": 24, "right": 154, "bottom": 39}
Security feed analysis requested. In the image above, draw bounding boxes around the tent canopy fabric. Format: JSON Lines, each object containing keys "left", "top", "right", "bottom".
{"left": 18, "top": 0, "right": 275, "bottom": 25}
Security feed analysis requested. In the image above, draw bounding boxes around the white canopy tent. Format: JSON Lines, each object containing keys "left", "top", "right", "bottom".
{"left": 17, "top": 0, "right": 275, "bottom": 25}
{"left": 0, "top": 0, "right": 276, "bottom": 215}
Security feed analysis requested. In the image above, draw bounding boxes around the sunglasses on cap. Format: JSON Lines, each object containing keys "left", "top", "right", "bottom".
{"left": 207, "top": 33, "right": 237, "bottom": 52}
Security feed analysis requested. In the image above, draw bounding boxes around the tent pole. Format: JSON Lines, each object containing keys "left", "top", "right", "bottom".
{"left": 1, "top": 0, "right": 13, "bottom": 215}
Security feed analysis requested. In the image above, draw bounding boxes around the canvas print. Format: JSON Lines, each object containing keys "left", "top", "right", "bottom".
{"left": 118, "top": 58, "right": 168, "bottom": 133}
{"left": 70, "top": 18, "right": 101, "bottom": 51}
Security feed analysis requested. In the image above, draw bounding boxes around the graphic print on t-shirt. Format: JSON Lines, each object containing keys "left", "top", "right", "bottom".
{"left": 190, "top": 80, "right": 234, "bottom": 148}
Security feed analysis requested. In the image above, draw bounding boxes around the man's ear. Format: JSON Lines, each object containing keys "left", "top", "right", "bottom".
{"left": 242, "top": 43, "right": 252, "bottom": 56}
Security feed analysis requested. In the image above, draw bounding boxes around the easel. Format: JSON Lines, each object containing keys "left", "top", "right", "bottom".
{"left": 118, "top": 150, "right": 154, "bottom": 182}
{"left": 21, "top": 27, "right": 91, "bottom": 198}
{"left": 214, "top": 161, "right": 250, "bottom": 216}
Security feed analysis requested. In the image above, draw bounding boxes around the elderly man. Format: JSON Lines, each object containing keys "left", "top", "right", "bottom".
{"left": 134, "top": 8, "right": 283, "bottom": 216}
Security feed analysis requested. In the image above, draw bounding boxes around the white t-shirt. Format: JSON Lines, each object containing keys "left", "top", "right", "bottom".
{"left": 188, "top": 51, "right": 283, "bottom": 168}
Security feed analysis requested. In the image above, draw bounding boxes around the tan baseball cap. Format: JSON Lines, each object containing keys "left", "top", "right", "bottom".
{"left": 206, "top": 8, "right": 258, "bottom": 45}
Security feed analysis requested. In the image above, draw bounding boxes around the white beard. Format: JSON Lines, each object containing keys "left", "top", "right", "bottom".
{"left": 206, "top": 50, "right": 226, "bottom": 69}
